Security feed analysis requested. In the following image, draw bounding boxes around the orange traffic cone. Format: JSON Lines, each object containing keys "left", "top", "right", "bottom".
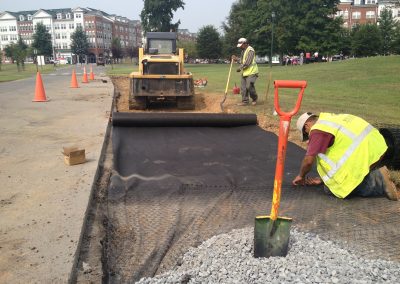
{"left": 89, "top": 65, "right": 95, "bottom": 80}
{"left": 33, "top": 72, "right": 49, "bottom": 102}
{"left": 82, "top": 66, "right": 89, "bottom": 83}
{"left": 70, "top": 69, "right": 79, "bottom": 88}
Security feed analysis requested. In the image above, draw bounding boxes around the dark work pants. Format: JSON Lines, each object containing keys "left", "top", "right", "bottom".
{"left": 240, "top": 74, "right": 258, "bottom": 103}
{"left": 351, "top": 168, "right": 385, "bottom": 197}
{"left": 324, "top": 168, "right": 385, "bottom": 198}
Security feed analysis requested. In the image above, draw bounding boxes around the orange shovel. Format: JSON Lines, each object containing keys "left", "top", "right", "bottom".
{"left": 254, "top": 80, "right": 307, "bottom": 258}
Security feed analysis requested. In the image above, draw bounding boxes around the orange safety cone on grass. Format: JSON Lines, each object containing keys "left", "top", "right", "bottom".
{"left": 82, "top": 66, "right": 89, "bottom": 83}
{"left": 70, "top": 69, "right": 79, "bottom": 88}
{"left": 89, "top": 65, "right": 95, "bottom": 80}
{"left": 33, "top": 72, "right": 49, "bottom": 102}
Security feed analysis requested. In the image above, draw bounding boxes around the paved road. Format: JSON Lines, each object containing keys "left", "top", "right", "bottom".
{"left": 0, "top": 65, "right": 113, "bottom": 283}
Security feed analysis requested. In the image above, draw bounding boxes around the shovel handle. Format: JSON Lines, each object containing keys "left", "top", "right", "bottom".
{"left": 270, "top": 80, "right": 307, "bottom": 220}
{"left": 224, "top": 57, "right": 235, "bottom": 94}
{"left": 220, "top": 56, "right": 235, "bottom": 111}
{"left": 274, "top": 80, "right": 307, "bottom": 119}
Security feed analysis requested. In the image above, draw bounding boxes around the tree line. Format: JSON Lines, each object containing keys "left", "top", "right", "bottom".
{"left": 184, "top": 0, "right": 400, "bottom": 60}
{"left": 141, "top": 0, "right": 400, "bottom": 60}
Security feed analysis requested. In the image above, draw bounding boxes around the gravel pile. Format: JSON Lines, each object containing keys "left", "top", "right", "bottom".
{"left": 137, "top": 227, "right": 400, "bottom": 283}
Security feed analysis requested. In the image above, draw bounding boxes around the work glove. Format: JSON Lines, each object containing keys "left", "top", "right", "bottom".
{"left": 236, "top": 68, "right": 241, "bottom": 72}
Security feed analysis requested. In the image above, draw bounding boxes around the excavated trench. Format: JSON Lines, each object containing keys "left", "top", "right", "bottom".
{"left": 71, "top": 94, "right": 400, "bottom": 283}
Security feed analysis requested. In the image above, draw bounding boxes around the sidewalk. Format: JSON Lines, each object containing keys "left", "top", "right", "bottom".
{"left": 0, "top": 66, "right": 113, "bottom": 283}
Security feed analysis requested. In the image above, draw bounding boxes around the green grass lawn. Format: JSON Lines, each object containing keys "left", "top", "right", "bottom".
{"left": 107, "top": 56, "right": 400, "bottom": 126}
{"left": 0, "top": 63, "right": 58, "bottom": 82}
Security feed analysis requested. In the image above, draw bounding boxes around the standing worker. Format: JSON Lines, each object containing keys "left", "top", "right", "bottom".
{"left": 292, "top": 112, "right": 399, "bottom": 201}
{"left": 234, "top": 38, "right": 259, "bottom": 106}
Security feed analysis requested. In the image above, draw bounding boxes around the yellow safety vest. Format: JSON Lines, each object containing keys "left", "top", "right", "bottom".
{"left": 311, "top": 113, "right": 387, "bottom": 198}
{"left": 242, "top": 46, "right": 258, "bottom": 77}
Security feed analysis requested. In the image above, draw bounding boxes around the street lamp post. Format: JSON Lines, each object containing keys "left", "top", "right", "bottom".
{"left": 34, "top": 49, "right": 38, "bottom": 72}
{"left": 270, "top": 12, "right": 276, "bottom": 68}
{"left": 110, "top": 51, "right": 113, "bottom": 70}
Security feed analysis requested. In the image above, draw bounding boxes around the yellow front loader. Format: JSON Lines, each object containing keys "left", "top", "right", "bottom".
{"left": 129, "top": 32, "right": 195, "bottom": 110}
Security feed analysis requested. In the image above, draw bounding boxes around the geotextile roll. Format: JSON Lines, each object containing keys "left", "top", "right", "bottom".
{"left": 112, "top": 112, "right": 258, "bottom": 127}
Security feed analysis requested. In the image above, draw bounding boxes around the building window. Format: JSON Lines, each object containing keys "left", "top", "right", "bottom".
{"left": 57, "top": 13, "right": 62, "bottom": 20}
{"left": 75, "top": 13, "right": 82, "bottom": 19}
{"left": 1, "top": 35, "right": 8, "bottom": 41}
{"left": 9, "top": 26, "right": 17, "bottom": 31}
{"left": 61, "top": 24, "right": 66, "bottom": 29}
{"left": 62, "top": 33, "right": 67, "bottom": 39}
{"left": 69, "top": 23, "right": 74, "bottom": 29}
{"left": 366, "top": 0, "right": 376, "bottom": 4}
{"left": 76, "top": 23, "right": 82, "bottom": 28}
{"left": 54, "top": 24, "right": 60, "bottom": 30}
{"left": 10, "top": 35, "right": 18, "bottom": 41}
{"left": 27, "top": 14, "right": 32, "bottom": 20}
{"left": 352, "top": 12, "right": 361, "bottom": 19}
{"left": 66, "top": 13, "right": 71, "bottom": 19}
{"left": 366, "top": 11, "right": 375, "bottom": 19}
{"left": 0, "top": 26, "right": 7, "bottom": 32}
{"left": 19, "top": 15, "right": 25, "bottom": 21}
{"left": 56, "top": 33, "right": 61, "bottom": 39}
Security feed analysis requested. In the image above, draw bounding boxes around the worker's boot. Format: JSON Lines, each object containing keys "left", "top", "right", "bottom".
{"left": 379, "top": 166, "right": 399, "bottom": 201}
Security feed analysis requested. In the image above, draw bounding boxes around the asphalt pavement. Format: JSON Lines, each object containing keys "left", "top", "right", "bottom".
{"left": 0, "top": 65, "right": 113, "bottom": 283}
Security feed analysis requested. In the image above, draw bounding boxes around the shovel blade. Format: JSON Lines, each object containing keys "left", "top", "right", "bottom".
{"left": 254, "top": 216, "right": 292, "bottom": 258}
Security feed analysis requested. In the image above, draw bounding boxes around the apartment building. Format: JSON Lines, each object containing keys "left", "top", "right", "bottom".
{"left": 337, "top": 0, "right": 400, "bottom": 28}
{"left": 0, "top": 7, "right": 142, "bottom": 64}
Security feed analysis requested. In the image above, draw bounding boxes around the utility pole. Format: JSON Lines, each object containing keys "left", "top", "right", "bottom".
{"left": 270, "top": 12, "right": 275, "bottom": 68}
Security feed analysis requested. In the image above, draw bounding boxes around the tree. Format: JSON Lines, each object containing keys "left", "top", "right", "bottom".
{"left": 71, "top": 26, "right": 89, "bottom": 63}
{"left": 126, "top": 46, "right": 139, "bottom": 63}
{"left": 141, "top": 0, "right": 185, "bottom": 33}
{"left": 379, "top": 8, "right": 396, "bottom": 55}
{"left": 222, "top": 0, "right": 258, "bottom": 57}
{"left": 337, "top": 28, "right": 352, "bottom": 57}
{"left": 0, "top": 50, "right": 2, "bottom": 71}
{"left": 111, "top": 37, "right": 123, "bottom": 63}
{"left": 15, "top": 37, "right": 28, "bottom": 71}
{"left": 393, "top": 22, "right": 400, "bottom": 55}
{"left": 196, "top": 25, "right": 223, "bottom": 60}
{"left": 223, "top": 0, "right": 343, "bottom": 59}
{"left": 177, "top": 39, "right": 198, "bottom": 59}
{"left": 32, "top": 23, "right": 53, "bottom": 58}
{"left": 351, "top": 24, "right": 382, "bottom": 57}
{"left": 3, "top": 37, "right": 28, "bottom": 72}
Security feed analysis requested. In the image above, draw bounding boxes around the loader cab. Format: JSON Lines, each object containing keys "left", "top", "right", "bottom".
{"left": 145, "top": 32, "right": 177, "bottom": 55}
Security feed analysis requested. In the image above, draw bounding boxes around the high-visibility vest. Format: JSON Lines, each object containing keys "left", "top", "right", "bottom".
{"left": 311, "top": 113, "right": 387, "bottom": 198}
{"left": 242, "top": 46, "right": 258, "bottom": 77}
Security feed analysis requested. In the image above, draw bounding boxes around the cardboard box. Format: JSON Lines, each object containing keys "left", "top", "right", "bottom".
{"left": 62, "top": 147, "right": 86, "bottom": 166}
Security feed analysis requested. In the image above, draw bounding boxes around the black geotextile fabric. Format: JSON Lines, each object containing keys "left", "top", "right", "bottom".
{"left": 106, "top": 113, "right": 400, "bottom": 283}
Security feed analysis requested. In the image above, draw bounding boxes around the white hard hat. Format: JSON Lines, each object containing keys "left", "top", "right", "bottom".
{"left": 237, "top": 38, "right": 247, "bottom": 47}
{"left": 296, "top": 112, "right": 317, "bottom": 141}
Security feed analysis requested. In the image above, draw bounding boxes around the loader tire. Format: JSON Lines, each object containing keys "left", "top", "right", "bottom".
{"left": 177, "top": 96, "right": 195, "bottom": 110}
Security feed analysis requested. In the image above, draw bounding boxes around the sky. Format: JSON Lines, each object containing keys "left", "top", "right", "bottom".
{"left": 0, "top": 0, "right": 236, "bottom": 33}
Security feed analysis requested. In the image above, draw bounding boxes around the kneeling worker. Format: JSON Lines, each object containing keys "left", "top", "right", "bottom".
{"left": 292, "top": 112, "right": 399, "bottom": 201}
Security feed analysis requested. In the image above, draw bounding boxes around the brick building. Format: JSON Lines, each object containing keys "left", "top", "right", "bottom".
{"left": 0, "top": 7, "right": 142, "bottom": 64}
{"left": 336, "top": 0, "right": 400, "bottom": 29}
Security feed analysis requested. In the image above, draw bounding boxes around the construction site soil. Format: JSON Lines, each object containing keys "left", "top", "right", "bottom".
{"left": 73, "top": 76, "right": 400, "bottom": 283}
